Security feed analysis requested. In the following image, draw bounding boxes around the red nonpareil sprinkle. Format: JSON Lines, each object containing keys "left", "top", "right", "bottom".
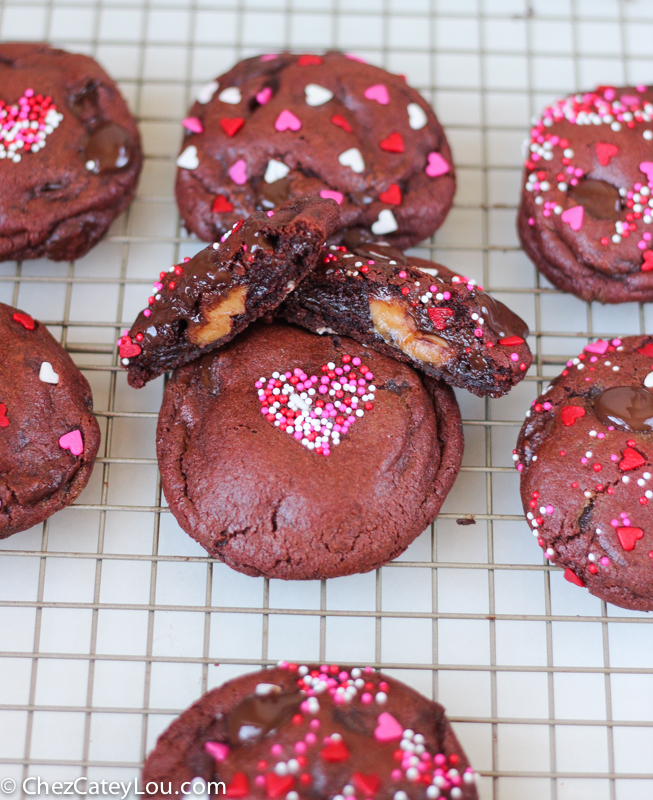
{"left": 401, "top": 286, "right": 410, "bottom": 295}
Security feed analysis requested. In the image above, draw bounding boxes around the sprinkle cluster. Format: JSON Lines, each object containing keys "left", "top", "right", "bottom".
{"left": 203, "top": 662, "right": 477, "bottom": 800}
{"left": 523, "top": 86, "right": 653, "bottom": 265}
{"left": 0, "top": 89, "right": 63, "bottom": 163}
{"left": 256, "top": 354, "right": 376, "bottom": 456}
{"left": 515, "top": 338, "right": 653, "bottom": 583}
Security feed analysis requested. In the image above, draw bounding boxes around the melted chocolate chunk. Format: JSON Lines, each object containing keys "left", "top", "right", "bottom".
{"left": 477, "top": 294, "right": 529, "bottom": 339}
{"left": 594, "top": 386, "right": 653, "bottom": 432}
{"left": 84, "top": 123, "right": 133, "bottom": 173}
{"left": 568, "top": 179, "right": 622, "bottom": 221}
{"left": 227, "top": 690, "right": 302, "bottom": 745}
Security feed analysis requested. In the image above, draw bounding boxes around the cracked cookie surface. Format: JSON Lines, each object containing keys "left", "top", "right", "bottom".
{"left": 515, "top": 335, "right": 653, "bottom": 610}
{"left": 156, "top": 322, "right": 463, "bottom": 579}
{"left": 0, "top": 42, "right": 142, "bottom": 262}
{"left": 175, "top": 51, "right": 454, "bottom": 251}
{"left": 0, "top": 302, "right": 100, "bottom": 538}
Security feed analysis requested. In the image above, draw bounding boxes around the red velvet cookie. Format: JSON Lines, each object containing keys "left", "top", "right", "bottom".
{"left": 0, "top": 302, "right": 101, "bottom": 537}
{"left": 518, "top": 84, "right": 653, "bottom": 303}
{"left": 121, "top": 196, "right": 340, "bottom": 388}
{"left": 175, "top": 52, "right": 454, "bottom": 250}
{"left": 0, "top": 43, "right": 142, "bottom": 262}
{"left": 156, "top": 323, "right": 463, "bottom": 580}
{"left": 279, "top": 243, "right": 532, "bottom": 398}
{"left": 515, "top": 336, "right": 653, "bottom": 610}
{"left": 143, "top": 663, "right": 479, "bottom": 800}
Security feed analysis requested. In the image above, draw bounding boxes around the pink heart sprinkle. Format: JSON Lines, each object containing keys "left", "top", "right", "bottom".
{"left": 320, "top": 190, "right": 344, "bottom": 205}
{"left": 259, "top": 54, "right": 277, "bottom": 62}
{"left": 374, "top": 712, "right": 403, "bottom": 742}
{"left": 364, "top": 84, "right": 390, "bottom": 105}
{"left": 584, "top": 339, "right": 609, "bottom": 355}
{"left": 561, "top": 205, "right": 584, "bottom": 231}
{"left": 640, "top": 161, "right": 653, "bottom": 182}
{"left": 425, "top": 151, "right": 450, "bottom": 177}
{"left": 182, "top": 117, "right": 203, "bottom": 134}
{"left": 59, "top": 429, "right": 84, "bottom": 457}
{"left": 275, "top": 109, "right": 302, "bottom": 132}
{"left": 229, "top": 159, "right": 247, "bottom": 185}
{"left": 621, "top": 94, "right": 639, "bottom": 106}
{"left": 257, "top": 86, "right": 273, "bottom": 105}
{"left": 205, "top": 742, "right": 230, "bottom": 761}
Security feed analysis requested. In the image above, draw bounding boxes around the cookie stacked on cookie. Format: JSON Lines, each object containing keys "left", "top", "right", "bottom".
{"left": 121, "top": 193, "right": 531, "bottom": 579}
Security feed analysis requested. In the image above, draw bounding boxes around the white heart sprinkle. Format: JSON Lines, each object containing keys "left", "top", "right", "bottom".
{"left": 218, "top": 87, "right": 242, "bottom": 105}
{"left": 371, "top": 208, "right": 398, "bottom": 235}
{"left": 305, "top": 83, "right": 334, "bottom": 107}
{"left": 407, "top": 102, "right": 428, "bottom": 130}
{"left": 338, "top": 147, "right": 365, "bottom": 174}
{"left": 39, "top": 362, "right": 59, "bottom": 385}
{"left": 255, "top": 683, "right": 282, "bottom": 696}
{"left": 177, "top": 145, "right": 199, "bottom": 170}
{"left": 196, "top": 80, "right": 219, "bottom": 104}
{"left": 645, "top": 372, "right": 653, "bottom": 388}
{"left": 264, "top": 159, "right": 290, "bottom": 183}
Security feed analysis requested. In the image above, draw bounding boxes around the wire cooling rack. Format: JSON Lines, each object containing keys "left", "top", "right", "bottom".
{"left": 1, "top": 0, "right": 653, "bottom": 798}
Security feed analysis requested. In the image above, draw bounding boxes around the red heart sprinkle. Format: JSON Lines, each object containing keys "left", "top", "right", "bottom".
{"left": 427, "top": 307, "right": 454, "bottom": 331}
{"left": 12, "top": 312, "right": 35, "bottom": 330}
{"left": 564, "top": 568, "right": 585, "bottom": 587}
{"left": 225, "top": 773, "right": 249, "bottom": 799}
{"left": 379, "top": 132, "right": 405, "bottom": 153}
{"left": 642, "top": 251, "right": 653, "bottom": 272}
{"left": 379, "top": 184, "right": 402, "bottom": 205}
{"left": 298, "top": 54, "right": 322, "bottom": 66}
{"left": 499, "top": 335, "right": 525, "bottom": 346}
{"left": 595, "top": 142, "right": 619, "bottom": 166}
{"left": 638, "top": 343, "right": 653, "bottom": 357}
{"left": 119, "top": 338, "right": 141, "bottom": 359}
{"left": 220, "top": 117, "right": 245, "bottom": 137}
{"left": 320, "top": 738, "right": 350, "bottom": 762}
{"left": 0, "top": 403, "right": 9, "bottom": 428}
{"left": 213, "top": 194, "right": 234, "bottom": 213}
{"left": 561, "top": 405, "right": 585, "bottom": 426}
{"left": 352, "top": 774, "right": 381, "bottom": 796}
{"left": 617, "top": 526, "right": 644, "bottom": 551}
{"left": 331, "top": 114, "right": 352, "bottom": 133}
{"left": 265, "top": 774, "right": 294, "bottom": 799}
{"left": 619, "top": 447, "right": 646, "bottom": 471}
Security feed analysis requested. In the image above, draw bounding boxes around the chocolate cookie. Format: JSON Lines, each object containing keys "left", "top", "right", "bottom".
{"left": 175, "top": 51, "right": 455, "bottom": 250}
{"left": 121, "top": 196, "right": 340, "bottom": 388}
{"left": 0, "top": 302, "right": 101, "bottom": 538}
{"left": 157, "top": 322, "right": 462, "bottom": 579}
{"left": 514, "top": 336, "right": 653, "bottom": 611}
{"left": 518, "top": 84, "right": 653, "bottom": 303}
{"left": 143, "top": 663, "right": 479, "bottom": 800}
{"left": 0, "top": 42, "right": 142, "bottom": 262}
{"left": 279, "top": 243, "right": 532, "bottom": 398}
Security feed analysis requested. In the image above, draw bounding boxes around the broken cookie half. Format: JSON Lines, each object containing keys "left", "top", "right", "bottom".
{"left": 279, "top": 243, "right": 532, "bottom": 397}
{"left": 120, "top": 196, "right": 340, "bottom": 388}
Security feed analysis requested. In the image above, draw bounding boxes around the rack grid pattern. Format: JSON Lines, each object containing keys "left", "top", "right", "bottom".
{"left": 1, "top": 1, "right": 653, "bottom": 799}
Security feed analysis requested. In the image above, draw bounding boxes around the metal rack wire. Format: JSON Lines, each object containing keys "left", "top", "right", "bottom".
{"left": 1, "top": 1, "right": 653, "bottom": 799}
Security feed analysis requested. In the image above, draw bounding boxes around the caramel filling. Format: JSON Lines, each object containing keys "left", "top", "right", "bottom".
{"left": 188, "top": 286, "right": 248, "bottom": 346}
{"left": 369, "top": 299, "right": 450, "bottom": 366}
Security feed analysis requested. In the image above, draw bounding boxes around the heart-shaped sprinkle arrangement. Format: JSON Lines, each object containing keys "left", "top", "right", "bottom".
{"left": 0, "top": 90, "right": 63, "bottom": 163}
{"left": 256, "top": 354, "right": 376, "bottom": 456}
